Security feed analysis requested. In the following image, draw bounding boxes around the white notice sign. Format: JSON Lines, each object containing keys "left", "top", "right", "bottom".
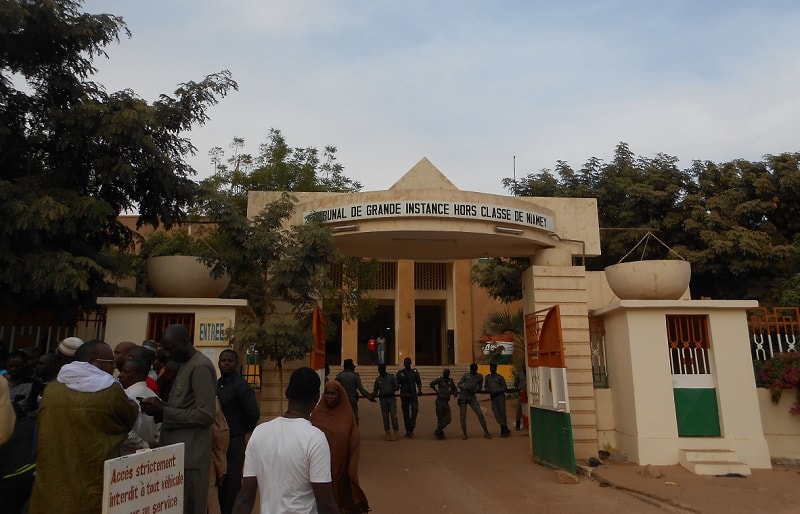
{"left": 102, "top": 443, "right": 185, "bottom": 514}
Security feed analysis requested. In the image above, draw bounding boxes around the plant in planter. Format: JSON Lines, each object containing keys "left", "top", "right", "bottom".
{"left": 754, "top": 352, "right": 800, "bottom": 415}
{"left": 136, "top": 227, "right": 230, "bottom": 298}
{"left": 139, "top": 228, "right": 214, "bottom": 259}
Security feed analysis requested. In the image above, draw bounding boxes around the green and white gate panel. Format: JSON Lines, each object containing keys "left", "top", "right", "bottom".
{"left": 672, "top": 374, "right": 721, "bottom": 437}
{"left": 529, "top": 366, "right": 576, "bottom": 473}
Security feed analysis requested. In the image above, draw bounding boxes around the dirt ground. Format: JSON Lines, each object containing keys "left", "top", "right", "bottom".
{"left": 351, "top": 395, "right": 800, "bottom": 514}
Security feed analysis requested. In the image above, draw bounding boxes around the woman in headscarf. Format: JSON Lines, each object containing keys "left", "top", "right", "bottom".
{"left": 311, "top": 380, "right": 370, "bottom": 514}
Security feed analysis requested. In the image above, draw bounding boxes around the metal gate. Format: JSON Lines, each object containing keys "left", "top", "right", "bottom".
{"left": 525, "top": 305, "right": 576, "bottom": 473}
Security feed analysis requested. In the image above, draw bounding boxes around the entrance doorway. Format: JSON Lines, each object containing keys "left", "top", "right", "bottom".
{"left": 415, "top": 303, "right": 445, "bottom": 365}
{"left": 358, "top": 304, "right": 395, "bottom": 366}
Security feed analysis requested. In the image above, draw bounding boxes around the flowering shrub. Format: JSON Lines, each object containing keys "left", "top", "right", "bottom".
{"left": 754, "top": 352, "right": 800, "bottom": 415}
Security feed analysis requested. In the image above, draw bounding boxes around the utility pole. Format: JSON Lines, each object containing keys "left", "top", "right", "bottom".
{"left": 513, "top": 155, "right": 517, "bottom": 196}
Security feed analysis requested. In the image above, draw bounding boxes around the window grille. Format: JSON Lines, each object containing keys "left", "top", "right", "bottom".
{"left": 241, "top": 350, "right": 262, "bottom": 391}
{"left": 328, "top": 264, "right": 343, "bottom": 289}
{"left": 147, "top": 313, "right": 195, "bottom": 343}
{"left": 414, "top": 262, "right": 447, "bottom": 290}
{"left": 666, "top": 315, "right": 710, "bottom": 375}
{"left": 589, "top": 317, "right": 608, "bottom": 388}
{"left": 375, "top": 261, "right": 397, "bottom": 290}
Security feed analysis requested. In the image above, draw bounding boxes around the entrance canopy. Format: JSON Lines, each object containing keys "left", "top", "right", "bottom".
{"left": 248, "top": 158, "right": 601, "bottom": 260}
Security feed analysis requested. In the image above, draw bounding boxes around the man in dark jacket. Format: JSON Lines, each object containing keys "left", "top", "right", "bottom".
{"left": 217, "top": 349, "right": 260, "bottom": 514}
{"left": 396, "top": 357, "right": 423, "bottom": 438}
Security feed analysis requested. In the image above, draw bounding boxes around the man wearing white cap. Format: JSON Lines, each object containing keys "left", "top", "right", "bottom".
{"left": 29, "top": 340, "right": 138, "bottom": 514}
{"left": 56, "top": 336, "right": 83, "bottom": 362}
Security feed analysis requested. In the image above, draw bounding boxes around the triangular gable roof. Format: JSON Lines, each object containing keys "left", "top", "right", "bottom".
{"left": 389, "top": 157, "right": 459, "bottom": 190}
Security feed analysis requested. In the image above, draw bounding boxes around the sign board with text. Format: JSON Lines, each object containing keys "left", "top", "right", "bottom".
{"left": 194, "top": 317, "right": 230, "bottom": 347}
{"left": 102, "top": 443, "right": 184, "bottom": 514}
{"left": 305, "top": 200, "right": 555, "bottom": 232}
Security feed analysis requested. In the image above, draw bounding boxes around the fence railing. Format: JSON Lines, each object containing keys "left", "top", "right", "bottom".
{"left": 0, "top": 313, "right": 105, "bottom": 353}
{"left": 748, "top": 307, "right": 799, "bottom": 361}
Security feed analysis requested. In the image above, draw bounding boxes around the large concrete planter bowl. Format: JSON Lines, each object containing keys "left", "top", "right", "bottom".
{"left": 146, "top": 256, "right": 230, "bottom": 298}
{"left": 605, "top": 260, "right": 691, "bottom": 300}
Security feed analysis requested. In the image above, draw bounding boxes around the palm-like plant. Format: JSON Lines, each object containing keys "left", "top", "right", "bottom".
{"left": 484, "top": 309, "right": 524, "bottom": 344}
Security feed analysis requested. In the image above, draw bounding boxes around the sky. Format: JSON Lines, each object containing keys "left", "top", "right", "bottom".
{"left": 82, "top": 0, "right": 800, "bottom": 195}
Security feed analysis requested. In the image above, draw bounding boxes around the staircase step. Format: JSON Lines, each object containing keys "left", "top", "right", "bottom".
{"left": 678, "top": 448, "right": 751, "bottom": 476}
{"left": 681, "top": 460, "right": 751, "bottom": 476}
{"left": 678, "top": 448, "right": 740, "bottom": 463}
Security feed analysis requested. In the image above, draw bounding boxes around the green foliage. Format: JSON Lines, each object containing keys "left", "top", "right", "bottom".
{"left": 0, "top": 0, "right": 237, "bottom": 312}
{"left": 324, "top": 256, "right": 380, "bottom": 323}
{"left": 480, "top": 308, "right": 525, "bottom": 372}
{"left": 203, "top": 193, "right": 338, "bottom": 372}
{"left": 753, "top": 353, "right": 800, "bottom": 415}
{"left": 194, "top": 131, "right": 370, "bottom": 367}
{"left": 779, "top": 273, "right": 800, "bottom": 307}
{"left": 226, "top": 314, "right": 311, "bottom": 411}
{"left": 505, "top": 142, "right": 800, "bottom": 305}
{"left": 202, "top": 130, "right": 361, "bottom": 216}
{"left": 228, "top": 316, "right": 310, "bottom": 367}
{"left": 484, "top": 309, "right": 525, "bottom": 342}
{"left": 471, "top": 257, "right": 530, "bottom": 303}
{"left": 138, "top": 229, "right": 214, "bottom": 259}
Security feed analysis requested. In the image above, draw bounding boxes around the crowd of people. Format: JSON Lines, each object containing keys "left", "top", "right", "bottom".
{"left": 1, "top": 334, "right": 522, "bottom": 514}
{"left": 0, "top": 326, "right": 260, "bottom": 514}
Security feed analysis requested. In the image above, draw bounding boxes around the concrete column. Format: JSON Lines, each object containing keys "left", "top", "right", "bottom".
{"left": 533, "top": 247, "right": 573, "bottom": 266}
{"left": 453, "top": 259, "right": 473, "bottom": 363}
{"left": 396, "top": 259, "right": 415, "bottom": 362}
{"left": 341, "top": 315, "right": 358, "bottom": 364}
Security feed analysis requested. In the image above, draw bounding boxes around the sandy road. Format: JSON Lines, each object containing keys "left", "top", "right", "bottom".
{"left": 356, "top": 395, "right": 659, "bottom": 514}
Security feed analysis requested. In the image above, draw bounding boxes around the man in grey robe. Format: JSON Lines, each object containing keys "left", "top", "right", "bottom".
{"left": 141, "top": 324, "right": 216, "bottom": 514}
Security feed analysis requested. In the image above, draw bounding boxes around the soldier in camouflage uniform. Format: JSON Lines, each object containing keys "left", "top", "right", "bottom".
{"left": 429, "top": 368, "right": 457, "bottom": 440}
{"left": 457, "top": 363, "right": 491, "bottom": 440}
{"left": 372, "top": 364, "right": 399, "bottom": 441}
{"left": 335, "top": 358, "right": 374, "bottom": 424}
{"left": 485, "top": 363, "right": 511, "bottom": 437}
{"left": 396, "top": 357, "right": 422, "bottom": 438}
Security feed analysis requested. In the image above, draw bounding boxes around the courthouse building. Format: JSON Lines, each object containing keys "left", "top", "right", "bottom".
{"left": 247, "top": 157, "right": 601, "bottom": 370}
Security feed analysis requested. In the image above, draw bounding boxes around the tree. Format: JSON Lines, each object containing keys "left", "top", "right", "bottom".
{"left": 676, "top": 158, "right": 796, "bottom": 301}
{"left": 471, "top": 257, "right": 530, "bottom": 303}
{"left": 202, "top": 130, "right": 361, "bottom": 215}
{"left": 0, "top": 0, "right": 237, "bottom": 314}
{"left": 189, "top": 134, "right": 371, "bottom": 403}
{"left": 502, "top": 143, "right": 800, "bottom": 305}
{"left": 198, "top": 192, "right": 339, "bottom": 410}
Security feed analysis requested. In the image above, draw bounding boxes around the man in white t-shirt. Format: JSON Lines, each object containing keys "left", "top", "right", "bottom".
{"left": 232, "top": 367, "right": 339, "bottom": 514}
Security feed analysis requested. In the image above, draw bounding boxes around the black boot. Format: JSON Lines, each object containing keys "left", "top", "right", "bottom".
{"left": 515, "top": 420, "right": 521, "bottom": 431}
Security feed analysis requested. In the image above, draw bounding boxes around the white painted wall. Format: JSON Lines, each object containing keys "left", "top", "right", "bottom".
{"left": 757, "top": 388, "right": 800, "bottom": 459}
